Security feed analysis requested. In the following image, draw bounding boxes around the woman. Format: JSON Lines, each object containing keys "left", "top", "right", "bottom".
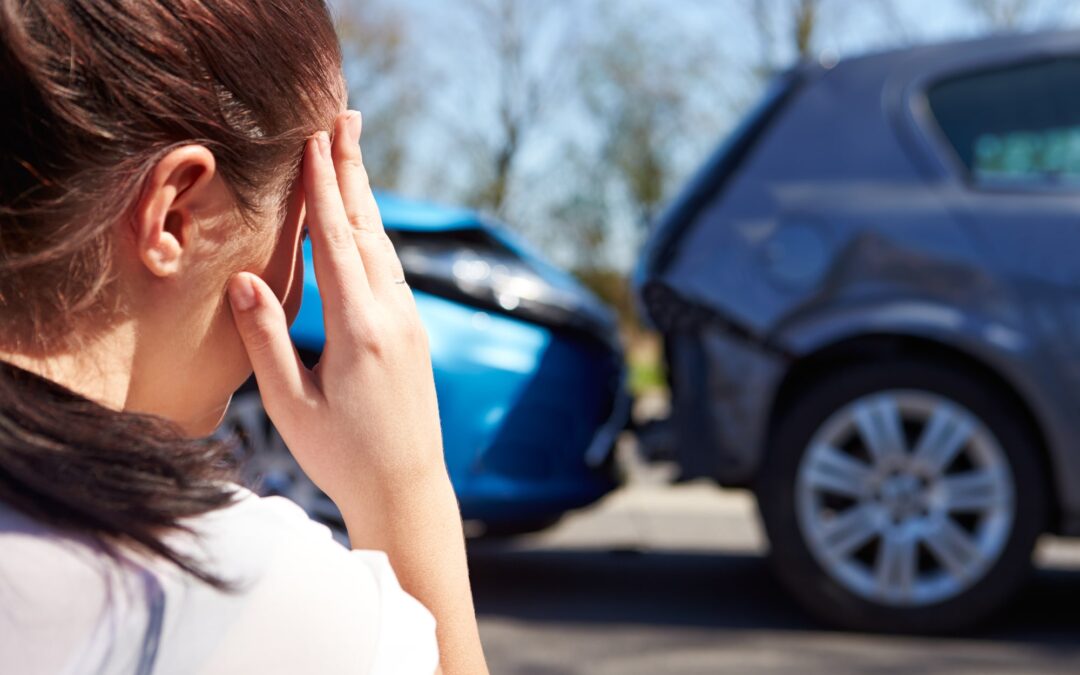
{"left": 0, "top": 1, "right": 488, "bottom": 673}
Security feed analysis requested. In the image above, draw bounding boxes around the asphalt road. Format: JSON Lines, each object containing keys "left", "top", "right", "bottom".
{"left": 468, "top": 472, "right": 1080, "bottom": 674}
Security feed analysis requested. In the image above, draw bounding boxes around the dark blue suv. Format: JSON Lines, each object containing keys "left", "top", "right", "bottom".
{"left": 638, "top": 30, "right": 1080, "bottom": 631}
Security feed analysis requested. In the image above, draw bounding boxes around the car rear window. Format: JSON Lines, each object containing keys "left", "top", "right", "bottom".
{"left": 927, "top": 57, "right": 1080, "bottom": 186}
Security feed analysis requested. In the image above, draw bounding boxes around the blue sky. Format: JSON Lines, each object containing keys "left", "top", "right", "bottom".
{"left": 332, "top": 0, "right": 1080, "bottom": 270}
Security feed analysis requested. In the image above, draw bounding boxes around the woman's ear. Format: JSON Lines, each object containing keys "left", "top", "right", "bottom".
{"left": 130, "top": 145, "right": 217, "bottom": 278}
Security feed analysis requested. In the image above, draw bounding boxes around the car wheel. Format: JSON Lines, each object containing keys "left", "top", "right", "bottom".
{"left": 757, "top": 360, "right": 1047, "bottom": 632}
{"left": 217, "top": 390, "right": 347, "bottom": 540}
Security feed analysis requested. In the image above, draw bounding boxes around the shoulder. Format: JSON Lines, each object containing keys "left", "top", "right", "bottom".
{"left": 0, "top": 489, "right": 439, "bottom": 675}
{"left": 0, "top": 502, "right": 156, "bottom": 674}
{"left": 167, "top": 487, "right": 440, "bottom": 675}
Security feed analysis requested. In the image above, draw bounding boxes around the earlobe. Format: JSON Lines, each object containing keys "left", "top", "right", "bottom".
{"left": 142, "top": 212, "right": 185, "bottom": 276}
{"left": 131, "top": 145, "right": 217, "bottom": 278}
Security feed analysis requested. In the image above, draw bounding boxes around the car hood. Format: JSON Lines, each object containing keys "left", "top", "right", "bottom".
{"left": 296, "top": 192, "right": 620, "bottom": 351}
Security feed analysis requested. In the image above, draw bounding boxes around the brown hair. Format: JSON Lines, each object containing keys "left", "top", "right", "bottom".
{"left": 0, "top": 0, "right": 343, "bottom": 585}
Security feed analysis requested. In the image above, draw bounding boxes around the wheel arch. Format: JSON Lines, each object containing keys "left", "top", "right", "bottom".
{"left": 766, "top": 332, "right": 1062, "bottom": 531}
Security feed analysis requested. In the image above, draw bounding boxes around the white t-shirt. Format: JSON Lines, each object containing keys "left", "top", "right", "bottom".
{"left": 0, "top": 487, "right": 439, "bottom": 674}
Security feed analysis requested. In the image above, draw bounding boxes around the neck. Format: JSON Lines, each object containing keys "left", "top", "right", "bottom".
{"left": 0, "top": 324, "right": 136, "bottom": 412}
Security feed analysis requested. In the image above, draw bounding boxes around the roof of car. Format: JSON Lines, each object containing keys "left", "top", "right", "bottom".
{"left": 822, "top": 28, "right": 1080, "bottom": 83}
{"left": 374, "top": 191, "right": 480, "bottom": 232}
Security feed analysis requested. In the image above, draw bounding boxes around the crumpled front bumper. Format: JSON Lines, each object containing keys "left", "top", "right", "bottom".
{"left": 643, "top": 282, "right": 788, "bottom": 486}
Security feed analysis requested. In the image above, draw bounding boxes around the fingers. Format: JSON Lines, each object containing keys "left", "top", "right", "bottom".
{"left": 333, "top": 112, "right": 382, "bottom": 235}
{"left": 331, "top": 111, "right": 407, "bottom": 292}
{"left": 303, "top": 132, "right": 374, "bottom": 333}
{"left": 228, "top": 272, "right": 317, "bottom": 421}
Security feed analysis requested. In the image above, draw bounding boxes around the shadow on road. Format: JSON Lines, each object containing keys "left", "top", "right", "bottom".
{"left": 468, "top": 544, "right": 1080, "bottom": 647}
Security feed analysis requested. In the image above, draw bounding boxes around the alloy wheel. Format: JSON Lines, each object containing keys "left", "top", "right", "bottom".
{"left": 795, "top": 390, "right": 1015, "bottom": 607}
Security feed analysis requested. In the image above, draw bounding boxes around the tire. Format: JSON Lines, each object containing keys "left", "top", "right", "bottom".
{"left": 756, "top": 359, "right": 1048, "bottom": 633}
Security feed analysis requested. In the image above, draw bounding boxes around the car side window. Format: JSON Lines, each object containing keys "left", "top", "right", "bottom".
{"left": 927, "top": 57, "right": 1080, "bottom": 187}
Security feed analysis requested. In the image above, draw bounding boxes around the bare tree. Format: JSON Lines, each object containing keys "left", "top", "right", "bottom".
{"left": 565, "top": 1, "right": 722, "bottom": 264}
{"left": 579, "top": 42, "right": 670, "bottom": 236}
{"left": 750, "top": 0, "right": 821, "bottom": 76}
{"left": 443, "top": 0, "right": 574, "bottom": 217}
{"left": 545, "top": 145, "right": 612, "bottom": 269}
{"left": 965, "top": 0, "right": 1074, "bottom": 30}
{"left": 746, "top": 0, "right": 913, "bottom": 72}
{"left": 337, "top": 2, "right": 425, "bottom": 191}
{"left": 967, "top": 0, "right": 1033, "bottom": 28}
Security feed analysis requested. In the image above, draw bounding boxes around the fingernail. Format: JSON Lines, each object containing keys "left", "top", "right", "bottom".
{"left": 317, "top": 131, "right": 331, "bottom": 159}
{"left": 228, "top": 275, "right": 256, "bottom": 312}
{"left": 346, "top": 111, "right": 362, "bottom": 144}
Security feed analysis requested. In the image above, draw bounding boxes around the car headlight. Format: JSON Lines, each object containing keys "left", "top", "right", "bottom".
{"left": 387, "top": 227, "right": 619, "bottom": 347}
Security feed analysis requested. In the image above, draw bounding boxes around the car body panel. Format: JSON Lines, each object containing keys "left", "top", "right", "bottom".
{"left": 290, "top": 194, "right": 624, "bottom": 525}
{"left": 638, "top": 30, "right": 1080, "bottom": 532}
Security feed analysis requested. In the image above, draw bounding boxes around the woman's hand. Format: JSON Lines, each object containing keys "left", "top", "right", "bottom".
{"left": 227, "top": 111, "right": 488, "bottom": 675}
{"left": 227, "top": 111, "right": 443, "bottom": 506}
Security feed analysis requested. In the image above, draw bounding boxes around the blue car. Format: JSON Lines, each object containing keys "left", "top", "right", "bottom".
{"left": 221, "top": 193, "right": 628, "bottom": 535}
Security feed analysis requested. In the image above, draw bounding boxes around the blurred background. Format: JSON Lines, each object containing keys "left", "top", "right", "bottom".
{"left": 227, "top": 1, "right": 1080, "bottom": 673}
{"left": 330, "top": 0, "right": 1080, "bottom": 391}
